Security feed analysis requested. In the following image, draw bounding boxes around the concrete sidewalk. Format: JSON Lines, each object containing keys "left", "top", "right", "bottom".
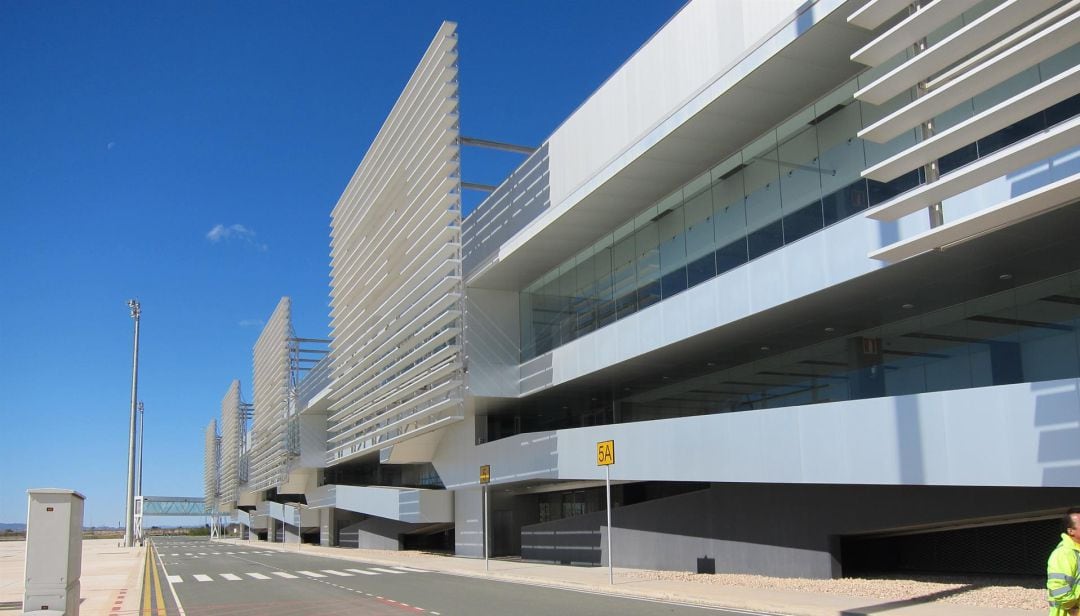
{"left": 227, "top": 538, "right": 1041, "bottom": 616}
{"left": 0, "top": 539, "right": 143, "bottom": 615}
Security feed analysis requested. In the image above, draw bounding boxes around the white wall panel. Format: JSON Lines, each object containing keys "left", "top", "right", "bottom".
{"left": 249, "top": 297, "right": 293, "bottom": 492}
{"left": 463, "top": 288, "right": 519, "bottom": 398}
{"left": 326, "top": 22, "right": 464, "bottom": 465}
{"left": 550, "top": 378, "right": 1080, "bottom": 488}
{"left": 203, "top": 420, "right": 218, "bottom": 513}
{"left": 547, "top": 0, "right": 807, "bottom": 209}
{"left": 218, "top": 380, "right": 244, "bottom": 511}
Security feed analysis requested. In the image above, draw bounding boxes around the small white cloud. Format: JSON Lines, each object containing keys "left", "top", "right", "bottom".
{"left": 238, "top": 319, "right": 265, "bottom": 328}
{"left": 206, "top": 224, "right": 268, "bottom": 251}
{"left": 106, "top": 141, "right": 116, "bottom": 150}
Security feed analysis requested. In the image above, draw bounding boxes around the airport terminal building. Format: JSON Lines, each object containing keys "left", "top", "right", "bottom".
{"left": 204, "top": 0, "right": 1080, "bottom": 578}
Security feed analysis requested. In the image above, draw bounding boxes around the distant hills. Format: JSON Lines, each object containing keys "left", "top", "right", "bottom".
{"left": 0, "top": 523, "right": 26, "bottom": 531}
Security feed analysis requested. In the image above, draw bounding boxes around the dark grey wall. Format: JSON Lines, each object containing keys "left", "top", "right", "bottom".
{"left": 525, "top": 483, "right": 1080, "bottom": 578}
{"left": 522, "top": 511, "right": 604, "bottom": 565}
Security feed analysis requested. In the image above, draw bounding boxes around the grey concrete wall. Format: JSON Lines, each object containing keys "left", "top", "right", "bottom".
{"left": 284, "top": 523, "right": 300, "bottom": 545}
{"left": 601, "top": 483, "right": 1080, "bottom": 578}
{"left": 319, "top": 508, "right": 334, "bottom": 547}
{"left": 299, "top": 414, "right": 327, "bottom": 469}
{"left": 337, "top": 517, "right": 412, "bottom": 550}
{"left": 454, "top": 486, "right": 484, "bottom": 558}
{"left": 522, "top": 512, "right": 604, "bottom": 566}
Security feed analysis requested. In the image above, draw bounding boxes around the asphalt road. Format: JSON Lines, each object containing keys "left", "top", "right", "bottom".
{"left": 148, "top": 536, "right": 767, "bottom": 616}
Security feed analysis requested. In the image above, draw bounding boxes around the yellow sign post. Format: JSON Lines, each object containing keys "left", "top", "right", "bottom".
{"left": 596, "top": 440, "right": 615, "bottom": 584}
{"left": 596, "top": 440, "right": 615, "bottom": 466}
{"left": 480, "top": 464, "right": 490, "bottom": 571}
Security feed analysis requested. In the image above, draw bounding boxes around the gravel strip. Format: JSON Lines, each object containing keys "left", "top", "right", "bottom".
{"left": 623, "top": 569, "right": 1046, "bottom": 611}
{"left": 348, "top": 548, "right": 1046, "bottom": 611}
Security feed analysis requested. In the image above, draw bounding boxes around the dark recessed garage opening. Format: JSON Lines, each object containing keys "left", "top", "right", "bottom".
{"left": 842, "top": 518, "right": 1059, "bottom": 577}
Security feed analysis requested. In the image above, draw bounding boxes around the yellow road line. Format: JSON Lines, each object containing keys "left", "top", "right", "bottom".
{"left": 150, "top": 544, "right": 167, "bottom": 616}
{"left": 141, "top": 545, "right": 152, "bottom": 616}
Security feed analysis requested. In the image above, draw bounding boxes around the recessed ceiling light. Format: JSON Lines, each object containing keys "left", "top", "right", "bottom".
{"left": 706, "top": 362, "right": 716, "bottom": 367}
{"left": 902, "top": 303, "right": 915, "bottom": 310}
{"left": 999, "top": 273, "right": 1013, "bottom": 280}
{"left": 760, "top": 345, "right": 770, "bottom": 351}
{"left": 824, "top": 327, "right": 835, "bottom": 333}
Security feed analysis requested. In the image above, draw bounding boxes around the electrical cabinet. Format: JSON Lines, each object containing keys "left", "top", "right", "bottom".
{"left": 24, "top": 489, "right": 84, "bottom": 616}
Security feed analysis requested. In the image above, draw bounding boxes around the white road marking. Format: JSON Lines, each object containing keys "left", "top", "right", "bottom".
{"left": 270, "top": 572, "right": 298, "bottom": 579}
{"left": 193, "top": 574, "right": 213, "bottom": 582}
{"left": 211, "top": 552, "right": 221, "bottom": 555}
{"left": 322, "top": 570, "right": 352, "bottom": 576}
{"left": 225, "top": 552, "right": 235, "bottom": 555}
{"left": 296, "top": 570, "right": 327, "bottom": 578}
{"left": 198, "top": 552, "right": 207, "bottom": 556}
{"left": 392, "top": 566, "right": 429, "bottom": 573}
{"left": 245, "top": 573, "right": 270, "bottom": 580}
{"left": 184, "top": 553, "right": 193, "bottom": 556}
{"left": 345, "top": 569, "right": 379, "bottom": 575}
{"left": 369, "top": 567, "right": 405, "bottom": 574}
{"left": 167, "top": 575, "right": 183, "bottom": 583}
{"left": 220, "top": 574, "right": 242, "bottom": 581}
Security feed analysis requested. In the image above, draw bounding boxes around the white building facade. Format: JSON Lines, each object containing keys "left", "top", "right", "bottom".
{"left": 205, "top": 0, "right": 1080, "bottom": 578}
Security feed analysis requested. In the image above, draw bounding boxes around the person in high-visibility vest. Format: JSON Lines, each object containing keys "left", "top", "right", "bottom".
{"left": 1047, "top": 508, "right": 1080, "bottom": 616}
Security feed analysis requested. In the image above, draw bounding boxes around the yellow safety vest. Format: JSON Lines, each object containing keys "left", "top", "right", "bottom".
{"left": 1048, "top": 533, "right": 1080, "bottom": 616}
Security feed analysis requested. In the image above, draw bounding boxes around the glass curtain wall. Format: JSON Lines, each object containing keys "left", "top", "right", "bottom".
{"left": 520, "top": 35, "right": 1080, "bottom": 361}
{"left": 489, "top": 269, "right": 1080, "bottom": 442}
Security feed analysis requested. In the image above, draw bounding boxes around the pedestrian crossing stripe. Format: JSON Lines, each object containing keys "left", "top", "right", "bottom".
{"left": 166, "top": 567, "right": 425, "bottom": 583}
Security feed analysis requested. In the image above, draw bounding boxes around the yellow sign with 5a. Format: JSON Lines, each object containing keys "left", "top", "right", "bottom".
{"left": 596, "top": 440, "right": 615, "bottom": 466}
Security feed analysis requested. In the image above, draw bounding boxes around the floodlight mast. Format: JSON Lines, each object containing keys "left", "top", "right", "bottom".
{"left": 123, "top": 299, "right": 141, "bottom": 548}
{"left": 137, "top": 401, "right": 145, "bottom": 497}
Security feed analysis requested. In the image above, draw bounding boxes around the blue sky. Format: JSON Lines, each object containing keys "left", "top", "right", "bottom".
{"left": 0, "top": 1, "right": 684, "bottom": 526}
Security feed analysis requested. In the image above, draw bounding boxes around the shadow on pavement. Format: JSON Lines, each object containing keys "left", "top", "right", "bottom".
{"left": 840, "top": 584, "right": 981, "bottom": 615}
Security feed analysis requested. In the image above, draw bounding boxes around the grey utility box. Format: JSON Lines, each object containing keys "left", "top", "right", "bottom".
{"left": 24, "top": 489, "right": 84, "bottom": 616}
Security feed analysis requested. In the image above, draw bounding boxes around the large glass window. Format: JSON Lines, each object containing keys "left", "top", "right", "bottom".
{"left": 683, "top": 175, "right": 715, "bottom": 289}
{"left": 492, "top": 271, "right": 1080, "bottom": 441}
{"left": 658, "top": 201, "right": 688, "bottom": 298}
{"left": 743, "top": 134, "right": 783, "bottom": 260}
{"left": 518, "top": 42, "right": 1080, "bottom": 361}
